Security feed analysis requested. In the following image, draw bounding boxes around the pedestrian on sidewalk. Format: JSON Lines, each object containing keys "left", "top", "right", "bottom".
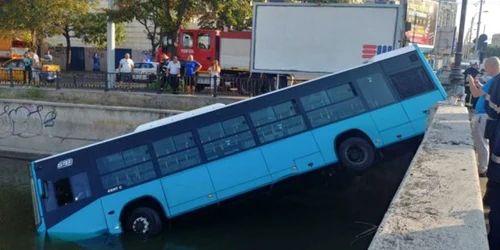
{"left": 184, "top": 54, "right": 201, "bottom": 95}
{"left": 468, "top": 69, "right": 496, "bottom": 177}
{"left": 22, "top": 52, "right": 33, "bottom": 85}
{"left": 481, "top": 56, "right": 500, "bottom": 249}
{"left": 157, "top": 54, "right": 169, "bottom": 94}
{"left": 118, "top": 53, "right": 134, "bottom": 90}
{"left": 167, "top": 56, "right": 181, "bottom": 94}
{"left": 208, "top": 60, "right": 221, "bottom": 97}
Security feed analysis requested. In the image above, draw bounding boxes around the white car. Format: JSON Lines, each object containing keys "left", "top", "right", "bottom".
{"left": 117, "top": 62, "right": 158, "bottom": 83}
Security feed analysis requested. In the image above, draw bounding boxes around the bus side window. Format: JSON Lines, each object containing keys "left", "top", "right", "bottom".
{"left": 356, "top": 72, "right": 396, "bottom": 109}
{"left": 251, "top": 101, "right": 306, "bottom": 144}
{"left": 52, "top": 172, "right": 92, "bottom": 208}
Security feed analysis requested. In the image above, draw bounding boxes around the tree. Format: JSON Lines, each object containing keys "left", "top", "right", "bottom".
{"left": 0, "top": 0, "right": 73, "bottom": 49}
{"left": 198, "top": 0, "right": 253, "bottom": 31}
{"left": 485, "top": 46, "right": 500, "bottom": 58}
{"left": 109, "top": 0, "right": 202, "bottom": 57}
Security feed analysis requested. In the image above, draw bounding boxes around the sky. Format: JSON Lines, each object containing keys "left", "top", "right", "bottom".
{"left": 456, "top": 0, "right": 500, "bottom": 42}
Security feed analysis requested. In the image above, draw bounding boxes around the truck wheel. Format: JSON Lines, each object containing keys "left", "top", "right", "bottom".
{"left": 126, "top": 207, "right": 163, "bottom": 236}
{"left": 338, "top": 137, "right": 375, "bottom": 172}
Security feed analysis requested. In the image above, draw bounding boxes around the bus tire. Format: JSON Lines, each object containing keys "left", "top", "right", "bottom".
{"left": 338, "top": 137, "right": 375, "bottom": 172}
{"left": 126, "top": 207, "right": 163, "bottom": 236}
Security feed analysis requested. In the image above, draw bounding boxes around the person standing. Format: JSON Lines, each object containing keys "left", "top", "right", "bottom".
{"left": 118, "top": 53, "right": 134, "bottom": 90}
{"left": 464, "top": 61, "right": 481, "bottom": 108}
{"left": 157, "top": 54, "right": 169, "bottom": 94}
{"left": 167, "top": 56, "right": 181, "bottom": 94}
{"left": 30, "top": 51, "right": 40, "bottom": 85}
{"left": 93, "top": 53, "right": 100, "bottom": 72}
{"left": 184, "top": 55, "right": 202, "bottom": 95}
{"left": 22, "top": 52, "right": 33, "bottom": 85}
{"left": 469, "top": 70, "right": 496, "bottom": 177}
{"left": 481, "top": 57, "right": 500, "bottom": 249}
{"left": 208, "top": 60, "right": 221, "bottom": 97}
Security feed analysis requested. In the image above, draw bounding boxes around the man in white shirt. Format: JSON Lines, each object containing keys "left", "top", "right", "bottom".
{"left": 118, "top": 53, "right": 134, "bottom": 89}
{"left": 167, "top": 56, "right": 181, "bottom": 94}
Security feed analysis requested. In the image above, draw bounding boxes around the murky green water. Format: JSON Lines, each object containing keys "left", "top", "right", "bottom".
{"left": 0, "top": 139, "right": 419, "bottom": 250}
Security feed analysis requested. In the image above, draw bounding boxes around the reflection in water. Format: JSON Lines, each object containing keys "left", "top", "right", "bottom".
{"left": 0, "top": 138, "right": 420, "bottom": 250}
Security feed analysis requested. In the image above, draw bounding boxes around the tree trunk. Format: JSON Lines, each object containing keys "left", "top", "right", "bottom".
{"left": 65, "top": 34, "right": 71, "bottom": 71}
{"left": 166, "top": 30, "right": 178, "bottom": 58}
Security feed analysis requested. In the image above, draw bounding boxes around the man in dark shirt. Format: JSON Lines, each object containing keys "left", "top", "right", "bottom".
{"left": 464, "top": 62, "right": 481, "bottom": 108}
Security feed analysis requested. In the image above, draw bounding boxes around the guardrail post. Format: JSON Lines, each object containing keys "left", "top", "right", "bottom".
{"left": 73, "top": 73, "right": 77, "bottom": 87}
{"left": 104, "top": 72, "right": 110, "bottom": 92}
{"left": 212, "top": 76, "right": 218, "bottom": 97}
{"left": 56, "top": 72, "right": 61, "bottom": 90}
{"left": 9, "top": 68, "right": 13, "bottom": 88}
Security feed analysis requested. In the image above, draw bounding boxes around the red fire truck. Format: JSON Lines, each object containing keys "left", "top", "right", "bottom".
{"left": 156, "top": 28, "right": 291, "bottom": 95}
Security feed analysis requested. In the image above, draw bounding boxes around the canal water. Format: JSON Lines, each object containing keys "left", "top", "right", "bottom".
{"left": 0, "top": 138, "right": 420, "bottom": 250}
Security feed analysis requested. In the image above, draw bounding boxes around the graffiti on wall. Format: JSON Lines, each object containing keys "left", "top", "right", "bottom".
{"left": 0, "top": 104, "right": 57, "bottom": 138}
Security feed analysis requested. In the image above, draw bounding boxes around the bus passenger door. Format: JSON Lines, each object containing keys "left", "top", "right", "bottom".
{"left": 352, "top": 64, "right": 415, "bottom": 145}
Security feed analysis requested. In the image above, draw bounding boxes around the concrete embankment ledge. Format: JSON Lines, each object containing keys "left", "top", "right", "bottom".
{"left": 368, "top": 103, "right": 488, "bottom": 249}
{"left": 0, "top": 86, "right": 244, "bottom": 111}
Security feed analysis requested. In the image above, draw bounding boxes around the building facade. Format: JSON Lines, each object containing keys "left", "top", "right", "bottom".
{"left": 437, "top": 1, "right": 457, "bottom": 29}
{"left": 492, "top": 34, "right": 500, "bottom": 48}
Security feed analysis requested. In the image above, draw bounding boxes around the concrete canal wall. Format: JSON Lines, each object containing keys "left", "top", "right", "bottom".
{"left": 368, "top": 104, "right": 488, "bottom": 250}
{"left": 0, "top": 98, "right": 182, "bottom": 156}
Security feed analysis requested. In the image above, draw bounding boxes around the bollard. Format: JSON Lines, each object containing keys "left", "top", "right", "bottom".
{"left": 73, "top": 73, "right": 77, "bottom": 87}
{"left": 9, "top": 68, "right": 13, "bottom": 88}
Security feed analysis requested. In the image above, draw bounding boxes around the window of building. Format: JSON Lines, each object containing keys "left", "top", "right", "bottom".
{"left": 182, "top": 33, "right": 194, "bottom": 48}
{"left": 96, "top": 145, "right": 156, "bottom": 190}
{"left": 153, "top": 132, "right": 202, "bottom": 175}
{"left": 198, "top": 116, "right": 256, "bottom": 161}
{"left": 389, "top": 67, "right": 436, "bottom": 100}
{"left": 250, "top": 101, "right": 306, "bottom": 144}
{"left": 356, "top": 72, "right": 396, "bottom": 109}
{"left": 197, "top": 33, "right": 211, "bottom": 50}
{"left": 46, "top": 172, "right": 92, "bottom": 212}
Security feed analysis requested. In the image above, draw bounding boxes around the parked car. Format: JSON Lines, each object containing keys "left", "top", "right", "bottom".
{"left": 0, "top": 58, "right": 60, "bottom": 83}
{"left": 116, "top": 62, "right": 158, "bottom": 83}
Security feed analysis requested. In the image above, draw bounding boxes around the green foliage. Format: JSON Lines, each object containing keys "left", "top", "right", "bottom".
{"left": 485, "top": 46, "right": 500, "bottom": 58}
{"left": 76, "top": 13, "right": 126, "bottom": 48}
{"left": 109, "top": 0, "right": 201, "bottom": 56}
{"left": 198, "top": 0, "right": 253, "bottom": 31}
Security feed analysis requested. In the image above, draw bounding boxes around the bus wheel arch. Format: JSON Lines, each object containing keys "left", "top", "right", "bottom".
{"left": 119, "top": 196, "right": 167, "bottom": 236}
{"left": 334, "top": 129, "right": 376, "bottom": 172}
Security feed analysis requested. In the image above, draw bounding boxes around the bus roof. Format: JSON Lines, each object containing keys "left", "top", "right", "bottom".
{"left": 35, "top": 45, "right": 419, "bottom": 163}
{"left": 134, "top": 103, "right": 226, "bottom": 132}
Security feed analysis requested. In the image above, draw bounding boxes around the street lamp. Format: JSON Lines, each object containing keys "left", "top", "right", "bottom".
{"left": 449, "top": 0, "right": 468, "bottom": 98}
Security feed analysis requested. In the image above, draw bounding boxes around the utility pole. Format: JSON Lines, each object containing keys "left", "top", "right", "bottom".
{"left": 450, "top": 0, "right": 468, "bottom": 99}
{"left": 474, "top": 0, "right": 484, "bottom": 59}
{"left": 106, "top": 0, "right": 116, "bottom": 91}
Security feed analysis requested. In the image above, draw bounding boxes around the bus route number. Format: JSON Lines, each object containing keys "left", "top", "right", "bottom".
{"left": 107, "top": 185, "right": 123, "bottom": 193}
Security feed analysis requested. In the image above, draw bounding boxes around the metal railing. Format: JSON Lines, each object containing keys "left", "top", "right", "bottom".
{"left": 0, "top": 69, "right": 309, "bottom": 97}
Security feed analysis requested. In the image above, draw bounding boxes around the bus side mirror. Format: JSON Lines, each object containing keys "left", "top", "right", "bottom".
{"left": 37, "top": 179, "right": 48, "bottom": 199}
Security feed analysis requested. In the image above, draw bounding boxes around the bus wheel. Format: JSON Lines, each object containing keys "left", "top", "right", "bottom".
{"left": 126, "top": 207, "right": 163, "bottom": 236}
{"left": 338, "top": 137, "right": 375, "bottom": 172}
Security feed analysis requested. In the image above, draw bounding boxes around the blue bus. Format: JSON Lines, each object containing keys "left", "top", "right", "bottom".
{"left": 29, "top": 44, "right": 446, "bottom": 238}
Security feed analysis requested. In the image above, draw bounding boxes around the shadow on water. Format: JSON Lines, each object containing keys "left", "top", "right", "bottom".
{"left": 0, "top": 137, "right": 422, "bottom": 250}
